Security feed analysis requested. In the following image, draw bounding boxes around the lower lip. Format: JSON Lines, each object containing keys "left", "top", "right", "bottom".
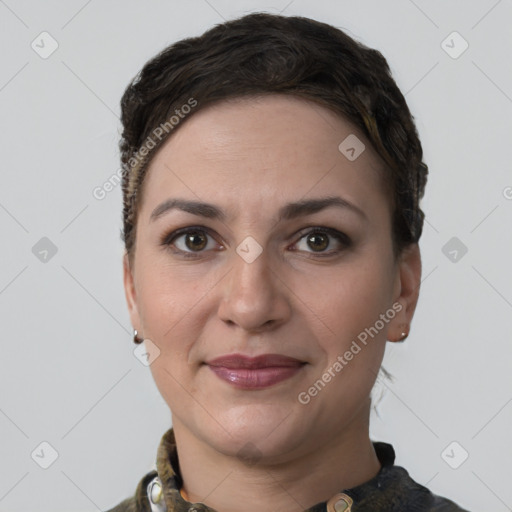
{"left": 207, "top": 365, "right": 303, "bottom": 389}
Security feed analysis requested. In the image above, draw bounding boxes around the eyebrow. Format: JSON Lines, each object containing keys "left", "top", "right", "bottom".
{"left": 149, "top": 196, "right": 367, "bottom": 223}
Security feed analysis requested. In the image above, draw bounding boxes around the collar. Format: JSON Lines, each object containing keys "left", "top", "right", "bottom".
{"left": 143, "top": 428, "right": 398, "bottom": 512}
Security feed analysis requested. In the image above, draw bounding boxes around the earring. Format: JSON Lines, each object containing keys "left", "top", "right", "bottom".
{"left": 133, "top": 329, "right": 144, "bottom": 344}
{"left": 398, "top": 329, "right": 409, "bottom": 342}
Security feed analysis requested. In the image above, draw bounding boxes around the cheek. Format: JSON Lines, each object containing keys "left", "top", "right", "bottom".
{"left": 136, "top": 263, "right": 214, "bottom": 378}
{"left": 136, "top": 260, "right": 205, "bottom": 333}
{"left": 298, "top": 256, "right": 393, "bottom": 340}
{"left": 306, "top": 261, "right": 391, "bottom": 396}
{"left": 149, "top": 362, "right": 196, "bottom": 420}
{"left": 296, "top": 267, "right": 393, "bottom": 396}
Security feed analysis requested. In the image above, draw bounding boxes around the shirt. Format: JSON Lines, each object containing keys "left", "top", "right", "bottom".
{"left": 105, "top": 428, "right": 469, "bottom": 512}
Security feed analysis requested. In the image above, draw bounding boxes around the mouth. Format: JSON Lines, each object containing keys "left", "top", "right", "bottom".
{"left": 205, "top": 354, "right": 306, "bottom": 390}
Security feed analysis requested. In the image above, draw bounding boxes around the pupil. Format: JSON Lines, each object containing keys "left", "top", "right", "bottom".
{"left": 308, "top": 233, "right": 328, "bottom": 251}
{"left": 186, "top": 232, "right": 207, "bottom": 251}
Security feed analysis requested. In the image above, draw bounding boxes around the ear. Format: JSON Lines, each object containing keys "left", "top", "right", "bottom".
{"left": 387, "top": 243, "right": 422, "bottom": 342}
{"left": 123, "top": 252, "right": 141, "bottom": 332}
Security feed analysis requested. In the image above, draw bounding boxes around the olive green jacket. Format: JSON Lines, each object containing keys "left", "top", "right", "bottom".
{"left": 105, "top": 428, "right": 469, "bottom": 512}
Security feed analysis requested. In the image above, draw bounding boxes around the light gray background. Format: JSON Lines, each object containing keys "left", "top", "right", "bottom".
{"left": 1, "top": 1, "right": 511, "bottom": 511}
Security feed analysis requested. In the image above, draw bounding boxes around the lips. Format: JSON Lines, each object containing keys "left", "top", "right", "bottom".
{"left": 206, "top": 354, "right": 305, "bottom": 389}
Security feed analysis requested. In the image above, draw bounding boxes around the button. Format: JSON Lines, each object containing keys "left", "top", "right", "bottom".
{"left": 326, "top": 493, "right": 353, "bottom": 512}
{"left": 149, "top": 479, "right": 163, "bottom": 503}
{"left": 147, "top": 476, "right": 168, "bottom": 511}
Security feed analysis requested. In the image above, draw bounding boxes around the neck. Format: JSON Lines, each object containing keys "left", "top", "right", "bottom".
{"left": 172, "top": 404, "right": 381, "bottom": 512}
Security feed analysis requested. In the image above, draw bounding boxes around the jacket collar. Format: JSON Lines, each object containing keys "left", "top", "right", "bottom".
{"left": 145, "top": 428, "right": 398, "bottom": 512}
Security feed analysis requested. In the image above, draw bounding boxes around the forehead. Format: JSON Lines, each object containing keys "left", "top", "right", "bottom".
{"left": 138, "top": 95, "right": 390, "bottom": 222}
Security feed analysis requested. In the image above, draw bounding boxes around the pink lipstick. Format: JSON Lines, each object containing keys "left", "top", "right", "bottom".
{"left": 206, "top": 354, "right": 304, "bottom": 389}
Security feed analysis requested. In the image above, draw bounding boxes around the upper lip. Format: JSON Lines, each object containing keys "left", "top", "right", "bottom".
{"left": 206, "top": 353, "right": 304, "bottom": 369}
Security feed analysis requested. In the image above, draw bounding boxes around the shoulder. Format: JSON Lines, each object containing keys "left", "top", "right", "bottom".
{"left": 104, "top": 469, "right": 157, "bottom": 512}
{"left": 370, "top": 464, "right": 469, "bottom": 511}
{"left": 355, "top": 442, "right": 469, "bottom": 511}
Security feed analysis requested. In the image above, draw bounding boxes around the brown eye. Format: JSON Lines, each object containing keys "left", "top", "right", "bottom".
{"left": 293, "top": 228, "right": 351, "bottom": 256}
{"left": 306, "top": 232, "right": 329, "bottom": 251}
{"left": 184, "top": 231, "right": 208, "bottom": 251}
{"left": 161, "top": 226, "right": 223, "bottom": 258}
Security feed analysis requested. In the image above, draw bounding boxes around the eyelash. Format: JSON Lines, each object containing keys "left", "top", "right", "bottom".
{"left": 160, "top": 225, "right": 352, "bottom": 259}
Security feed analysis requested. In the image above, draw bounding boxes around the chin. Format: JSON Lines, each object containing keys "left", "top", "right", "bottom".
{"left": 200, "top": 402, "right": 307, "bottom": 461}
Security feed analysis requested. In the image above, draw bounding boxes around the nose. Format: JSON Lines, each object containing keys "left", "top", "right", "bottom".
{"left": 217, "top": 245, "right": 292, "bottom": 333}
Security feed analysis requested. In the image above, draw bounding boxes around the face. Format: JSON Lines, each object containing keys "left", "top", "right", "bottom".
{"left": 124, "top": 95, "right": 420, "bottom": 462}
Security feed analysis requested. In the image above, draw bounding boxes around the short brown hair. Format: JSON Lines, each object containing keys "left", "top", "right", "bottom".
{"left": 119, "top": 12, "right": 428, "bottom": 264}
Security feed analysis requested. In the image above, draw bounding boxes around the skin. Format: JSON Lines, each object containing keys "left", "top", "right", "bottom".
{"left": 123, "top": 95, "right": 421, "bottom": 512}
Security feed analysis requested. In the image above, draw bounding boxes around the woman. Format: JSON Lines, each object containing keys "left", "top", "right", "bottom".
{"left": 109, "top": 12, "right": 468, "bottom": 512}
